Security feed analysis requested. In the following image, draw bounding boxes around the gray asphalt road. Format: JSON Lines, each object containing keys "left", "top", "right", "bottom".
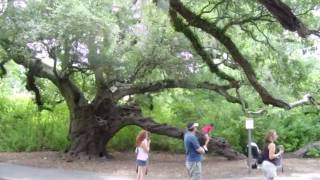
{"left": 0, "top": 163, "right": 132, "bottom": 180}
{"left": 1, "top": 163, "right": 320, "bottom": 180}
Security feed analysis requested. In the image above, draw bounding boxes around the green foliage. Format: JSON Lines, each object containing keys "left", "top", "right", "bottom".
{"left": 0, "top": 96, "right": 69, "bottom": 152}
{"left": 108, "top": 125, "right": 140, "bottom": 151}
{"left": 254, "top": 108, "right": 320, "bottom": 152}
{"left": 306, "top": 148, "right": 320, "bottom": 158}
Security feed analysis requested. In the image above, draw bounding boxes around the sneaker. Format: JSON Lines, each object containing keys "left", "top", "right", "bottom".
{"left": 203, "top": 146, "right": 208, "bottom": 151}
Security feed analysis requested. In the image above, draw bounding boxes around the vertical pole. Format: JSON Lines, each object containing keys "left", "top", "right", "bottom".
{"left": 248, "top": 129, "right": 252, "bottom": 174}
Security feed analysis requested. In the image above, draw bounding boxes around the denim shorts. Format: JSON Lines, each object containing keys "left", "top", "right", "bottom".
{"left": 136, "top": 160, "right": 147, "bottom": 166}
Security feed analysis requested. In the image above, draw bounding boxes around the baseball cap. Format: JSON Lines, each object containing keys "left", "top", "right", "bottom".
{"left": 187, "top": 122, "right": 199, "bottom": 130}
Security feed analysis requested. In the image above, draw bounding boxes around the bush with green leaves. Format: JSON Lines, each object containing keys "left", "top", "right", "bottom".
{"left": 0, "top": 96, "right": 69, "bottom": 152}
{"left": 305, "top": 148, "right": 320, "bottom": 158}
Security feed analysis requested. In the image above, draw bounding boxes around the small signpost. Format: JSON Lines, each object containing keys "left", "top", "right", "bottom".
{"left": 246, "top": 118, "right": 254, "bottom": 173}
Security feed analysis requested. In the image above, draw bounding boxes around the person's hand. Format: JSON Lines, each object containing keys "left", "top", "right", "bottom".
{"left": 278, "top": 145, "right": 284, "bottom": 154}
{"left": 279, "top": 149, "right": 284, "bottom": 154}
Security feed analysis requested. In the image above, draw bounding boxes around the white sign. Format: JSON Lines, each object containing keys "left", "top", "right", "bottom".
{"left": 246, "top": 118, "right": 254, "bottom": 129}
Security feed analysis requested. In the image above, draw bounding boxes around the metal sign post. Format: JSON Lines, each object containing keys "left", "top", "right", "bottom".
{"left": 246, "top": 118, "right": 254, "bottom": 174}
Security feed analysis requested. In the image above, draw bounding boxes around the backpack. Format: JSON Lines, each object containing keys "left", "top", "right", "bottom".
{"left": 257, "top": 153, "right": 264, "bottom": 164}
{"left": 248, "top": 142, "right": 264, "bottom": 167}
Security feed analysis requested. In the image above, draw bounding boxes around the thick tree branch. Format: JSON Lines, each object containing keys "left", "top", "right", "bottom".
{"left": 119, "top": 105, "right": 245, "bottom": 160}
{"left": 0, "top": 39, "right": 57, "bottom": 82}
{"left": 0, "top": 39, "right": 87, "bottom": 109}
{"left": 257, "top": 0, "right": 320, "bottom": 38}
{"left": 169, "top": 9, "right": 238, "bottom": 84}
{"left": 247, "top": 94, "right": 318, "bottom": 116}
{"left": 289, "top": 94, "right": 318, "bottom": 108}
{"left": 169, "top": 0, "right": 290, "bottom": 109}
{"left": 113, "top": 79, "right": 241, "bottom": 104}
{"left": 25, "top": 60, "right": 45, "bottom": 109}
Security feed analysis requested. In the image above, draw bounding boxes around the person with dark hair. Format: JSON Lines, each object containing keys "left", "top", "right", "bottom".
{"left": 261, "top": 129, "right": 284, "bottom": 180}
{"left": 201, "top": 123, "right": 215, "bottom": 151}
{"left": 184, "top": 122, "right": 206, "bottom": 180}
{"left": 135, "top": 130, "right": 151, "bottom": 180}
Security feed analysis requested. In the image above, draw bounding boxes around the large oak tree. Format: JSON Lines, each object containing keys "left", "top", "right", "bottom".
{"left": 0, "top": 0, "right": 318, "bottom": 160}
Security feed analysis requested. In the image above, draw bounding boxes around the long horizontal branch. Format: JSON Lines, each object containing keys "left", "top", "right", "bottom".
{"left": 119, "top": 105, "right": 245, "bottom": 160}
{"left": 169, "top": 0, "right": 290, "bottom": 109}
{"left": 0, "top": 39, "right": 58, "bottom": 81}
{"left": 112, "top": 79, "right": 241, "bottom": 104}
{"left": 289, "top": 94, "right": 318, "bottom": 108}
{"left": 247, "top": 94, "right": 318, "bottom": 116}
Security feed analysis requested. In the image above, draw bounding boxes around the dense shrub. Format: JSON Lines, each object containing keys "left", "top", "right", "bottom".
{"left": 0, "top": 96, "right": 69, "bottom": 152}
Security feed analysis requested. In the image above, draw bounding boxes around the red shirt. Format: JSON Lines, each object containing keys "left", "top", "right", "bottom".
{"left": 202, "top": 125, "right": 214, "bottom": 134}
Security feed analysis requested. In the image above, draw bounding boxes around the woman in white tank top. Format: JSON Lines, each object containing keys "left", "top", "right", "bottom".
{"left": 135, "top": 130, "right": 151, "bottom": 180}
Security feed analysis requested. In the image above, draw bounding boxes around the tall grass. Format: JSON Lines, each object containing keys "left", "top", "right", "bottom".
{"left": 0, "top": 96, "right": 69, "bottom": 152}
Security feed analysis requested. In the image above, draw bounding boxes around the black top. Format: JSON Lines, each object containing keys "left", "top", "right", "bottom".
{"left": 263, "top": 143, "right": 278, "bottom": 165}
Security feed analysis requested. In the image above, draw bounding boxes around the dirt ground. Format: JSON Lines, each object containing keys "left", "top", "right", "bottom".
{"left": 0, "top": 151, "right": 319, "bottom": 179}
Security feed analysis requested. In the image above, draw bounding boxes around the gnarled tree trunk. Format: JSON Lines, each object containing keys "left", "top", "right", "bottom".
{"left": 66, "top": 100, "right": 125, "bottom": 160}
{"left": 65, "top": 102, "right": 245, "bottom": 161}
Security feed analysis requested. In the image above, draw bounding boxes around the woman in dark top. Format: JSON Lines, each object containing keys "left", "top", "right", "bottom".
{"left": 261, "top": 129, "right": 284, "bottom": 180}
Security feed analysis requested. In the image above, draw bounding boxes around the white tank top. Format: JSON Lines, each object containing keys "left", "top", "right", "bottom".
{"left": 136, "top": 139, "right": 149, "bottom": 161}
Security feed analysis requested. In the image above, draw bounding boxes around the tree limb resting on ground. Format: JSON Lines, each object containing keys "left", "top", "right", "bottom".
{"left": 120, "top": 105, "right": 246, "bottom": 160}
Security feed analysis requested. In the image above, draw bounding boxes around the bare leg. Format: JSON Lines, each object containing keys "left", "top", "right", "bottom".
{"left": 140, "top": 166, "right": 146, "bottom": 180}
{"left": 136, "top": 167, "right": 139, "bottom": 180}
{"left": 205, "top": 136, "right": 210, "bottom": 147}
{"left": 136, "top": 166, "right": 142, "bottom": 180}
{"left": 204, "top": 136, "right": 210, "bottom": 150}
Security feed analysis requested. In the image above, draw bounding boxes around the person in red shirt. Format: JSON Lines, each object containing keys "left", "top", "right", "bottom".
{"left": 201, "top": 123, "right": 214, "bottom": 151}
